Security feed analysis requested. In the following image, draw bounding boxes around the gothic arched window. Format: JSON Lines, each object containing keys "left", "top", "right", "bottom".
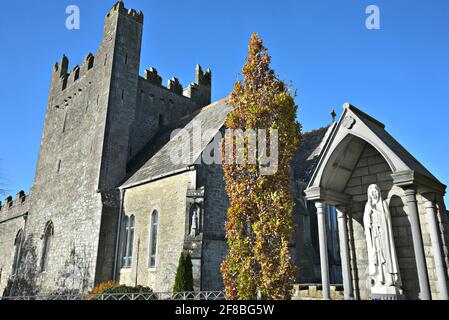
{"left": 148, "top": 210, "right": 159, "bottom": 269}
{"left": 40, "top": 221, "right": 54, "bottom": 272}
{"left": 12, "top": 229, "right": 23, "bottom": 275}
{"left": 122, "top": 215, "right": 135, "bottom": 268}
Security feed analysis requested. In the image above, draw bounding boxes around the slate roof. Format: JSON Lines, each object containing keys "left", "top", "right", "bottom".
{"left": 121, "top": 98, "right": 333, "bottom": 189}
{"left": 291, "top": 124, "right": 335, "bottom": 184}
{"left": 121, "top": 98, "right": 232, "bottom": 189}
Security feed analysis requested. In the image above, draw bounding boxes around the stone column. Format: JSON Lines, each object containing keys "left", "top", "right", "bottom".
{"left": 336, "top": 206, "right": 353, "bottom": 300}
{"left": 422, "top": 193, "right": 449, "bottom": 300}
{"left": 315, "top": 201, "right": 331, "bottom": 300}
{"left": 404, "top": 187, "right": 432, "bottom": 300}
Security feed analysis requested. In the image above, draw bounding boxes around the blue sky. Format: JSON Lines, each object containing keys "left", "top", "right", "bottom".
{"left": 0, "top": 0, "right": 448, "bottom": 202}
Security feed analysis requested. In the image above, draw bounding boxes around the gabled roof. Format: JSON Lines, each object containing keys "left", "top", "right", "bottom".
{"left": 121, "top": 98, "right": 232, "bottom": 189}
{"left": 120, "top": 98, "right": 338, "bottom": 191}
{"left": 306, "top": 103, "right": 445, "bottom": 202}
{"left": 292, "top": 124, "right": 335, "bottom": 184}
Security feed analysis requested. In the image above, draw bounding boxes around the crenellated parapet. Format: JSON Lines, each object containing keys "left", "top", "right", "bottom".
{"left": 52, "top": 52, "right": 96, "bottom": 95}
{"left": 183, "top": 65, "right": 212, "bottom": 107}
{"left": 167, "top": 77, "right": 183, "bottom": 95}
{"left": 107, "top": 1, "right": 144, "bottom": 24}
{"left": 144, "top": 68, "right": 162, "bottom": 86}
{"left": 141, "top": 64, "right": 212, "bottom": 107}
{"left": 0, "top": 191, "right": 28, "bottom": 216}
{"left": 194, "top": 64, "right": 212, "bottom": 86}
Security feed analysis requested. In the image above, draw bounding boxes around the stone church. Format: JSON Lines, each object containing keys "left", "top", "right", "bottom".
{"left": 1, "top": 2, "right": 448, "bottom": 300}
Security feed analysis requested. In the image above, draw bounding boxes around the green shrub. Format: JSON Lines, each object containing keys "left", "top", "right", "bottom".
{"left": 173, "top": 251, "right": 194, "bottom": 294}
{"left": 94, "top": 284, "right": 157, "bottom": 300}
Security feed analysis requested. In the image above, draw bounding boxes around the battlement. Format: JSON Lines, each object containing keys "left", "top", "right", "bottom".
{"left": 195, "top": 64, "right": 212, "bottom": 86}
{"left": 144, "top": 68, "right": 162, "bottom": 86}
{"left": 141, "top": 65, "right": 212, "bottom": 105}
{"left": 0, "top": 190, "right": 27, "bottom": 213}
{"left": 52, "top": 53, "right": 96, "bottom": 94}
{"left": 107, "top": 1, "right": 144, "bottom": 24}
{"left": 48, "top": 2, "right": 211, "bottom": 109}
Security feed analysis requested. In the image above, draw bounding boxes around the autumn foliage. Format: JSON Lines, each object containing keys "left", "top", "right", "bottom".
{"left": 220, "top": 33, "right": 301, "bottom": 300}
{"left": 88, "top": 280, "right": 118, "bottom": 295}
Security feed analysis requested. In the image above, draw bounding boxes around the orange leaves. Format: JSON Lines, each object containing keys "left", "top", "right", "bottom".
{"left": 221, "top": 33, "right": 302, "bottom": 300}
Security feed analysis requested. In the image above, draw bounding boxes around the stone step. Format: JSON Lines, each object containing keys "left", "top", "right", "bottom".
{"left": 292, "top": 284, "right": 345, "bottom": 300}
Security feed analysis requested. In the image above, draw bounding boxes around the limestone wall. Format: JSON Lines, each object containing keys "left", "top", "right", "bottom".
{"left": 120, "top": 171, "right": 195, "bottom": 292}
{"left": 0, "top": 195, "right": 29, "bottom": 295}
{"left": 197, "top": 163, "right": 228, "bottom": 291}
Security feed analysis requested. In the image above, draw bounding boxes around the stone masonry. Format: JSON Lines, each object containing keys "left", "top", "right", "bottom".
{"left": 0, "top": 2, "right": 211, "bottom": 296}
{"left": 2, "top": 1, "right": 448, "bottom": 300}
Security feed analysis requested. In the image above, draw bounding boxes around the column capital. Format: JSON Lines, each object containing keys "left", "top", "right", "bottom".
{"left": 403, "top": 186, "right": 418, "bottom": 198}
{"left": 314, "top": 201, "right": 325, "bottom": 210}
{"left": 335, "top": 206, "right": 348, "bottom": 218}
{"left": 421, "top": 192, "right": 437, "bottom": 203}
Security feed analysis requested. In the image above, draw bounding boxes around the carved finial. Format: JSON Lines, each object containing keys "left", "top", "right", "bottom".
{"left": 330, "top": 109, "right": 336, "bottom": 122}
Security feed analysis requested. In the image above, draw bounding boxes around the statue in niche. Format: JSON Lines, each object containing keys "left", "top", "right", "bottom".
{"left": 363, "top": 184, "right": 401, "bottom": 293}
{"left": 190, "top": 203, "right": 201, "bottom": 237}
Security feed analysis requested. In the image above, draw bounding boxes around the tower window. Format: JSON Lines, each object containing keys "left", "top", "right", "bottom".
{"left": 62, "top": 112, "right": 68, "bottom": 133}
{"left": 12, "top": 229, "right": 23, "bottom": 275}
{"left": 40, "top": 221, "right": 54, "bottom": 272}
{"left": 56, "top": 160, "right": 62, "bottom": 173}
{"left": 159, "top": 114, "right": 164, "bottom": 127}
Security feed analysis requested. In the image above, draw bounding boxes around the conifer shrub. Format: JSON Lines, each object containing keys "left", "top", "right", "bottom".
{"left": 173, "top": 251, "right": 194, "bottom": 294}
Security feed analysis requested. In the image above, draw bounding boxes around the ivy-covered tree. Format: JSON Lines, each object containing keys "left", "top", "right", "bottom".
{"left": 173, "top": 251, "right": 194, "bottom": 293}
{"left": 220, "top": 33, "right": 301, "bottom": 300}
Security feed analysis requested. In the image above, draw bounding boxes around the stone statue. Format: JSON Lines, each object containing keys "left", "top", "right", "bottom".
{"left": 190, "top": 204, "right": 200, "bottom": 237}
{"left": 363, "top": 184, "right": 401, "bottom": 293}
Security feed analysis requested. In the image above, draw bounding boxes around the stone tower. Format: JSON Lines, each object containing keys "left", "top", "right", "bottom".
{"left": 4, "top": 1, "right": 211, "bottom": 295}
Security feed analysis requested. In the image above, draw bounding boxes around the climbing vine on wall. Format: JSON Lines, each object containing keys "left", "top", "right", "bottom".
{"left": 220, "top": 33, "right": 302, "bottom": 300}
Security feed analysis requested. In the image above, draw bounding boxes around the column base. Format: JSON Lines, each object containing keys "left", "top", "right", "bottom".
{"left": 369, "top": 286, "right": 405, "bottom": 300}
{"left": 368, "top": 293, "right": 406, "bottom": 300}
